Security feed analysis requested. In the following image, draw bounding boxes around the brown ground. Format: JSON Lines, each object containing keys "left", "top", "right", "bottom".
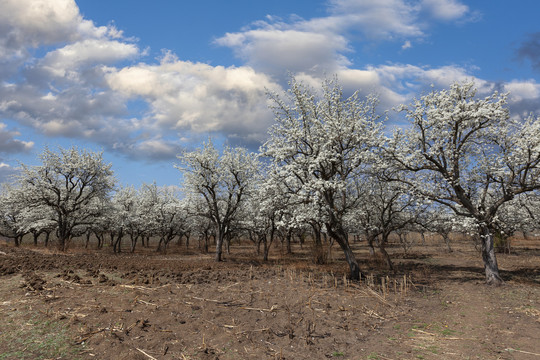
{"left": 0, "top": 236, "right": 539, "bottom": 360}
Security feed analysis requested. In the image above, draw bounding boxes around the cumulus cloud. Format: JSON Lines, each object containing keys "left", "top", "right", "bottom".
{"left": 0, "top": 0, "right": 287, "bottom": 160}
{"left": 0, "top": 0, "right": 81, "bottom": 50}
{"left": 216, "top": 0, "right": 472, "bottom": 79}
{"left": 216, "top": 27, "right": 350, "bottom": 77}
{"left": 502, "top": 79, "right": 540, "bottom": 117}
{"left": 38, "top": 39, "right": 138, "bottom": 79}
{"left": 2, "top": 0, "right": 537, "bottom": 168}
{"left": 0, "top": 0, "right": 156, "bottom": 158}
{"left": 326, "top": 0, "right": 424, "bottom": 39}
{"left": 292, "top": 63, "right": 486, "bottom": 116}
{"left": 105, "top": 54, "right": 282, "bottom": 149}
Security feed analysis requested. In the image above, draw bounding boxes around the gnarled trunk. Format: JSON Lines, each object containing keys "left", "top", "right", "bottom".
{"left": 379, "top": 232, "right": 394, "bottom": 271}
{"left": 366, "top": 233, "right": 377, "bottom": 256}
{"left": 480, "top": 226, "right": 503, "bottom": 286}
{"left": 326, "top": 222, "right": 360, "bottom": 280}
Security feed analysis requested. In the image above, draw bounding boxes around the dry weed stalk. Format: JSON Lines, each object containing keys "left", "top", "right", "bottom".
{"left": 136, "top": 348, "right": 158, "bottom": 360}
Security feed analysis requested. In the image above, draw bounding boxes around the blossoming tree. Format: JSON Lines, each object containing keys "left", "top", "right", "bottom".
{"left": 263, "top": 77, "right": 384, "bottom": 280}
{"left": 387, "top": 82, "right": 540, "bottom": 285}
{"left": 15, "top": 146, "right": 115, "bottom": 251}
{"left": 177, "top": 141, "right": 260, "bottom": 261}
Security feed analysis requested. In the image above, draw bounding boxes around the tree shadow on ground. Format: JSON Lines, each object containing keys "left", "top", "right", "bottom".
{"left": 397, "top": 261, "right": 540, "bottom": 286}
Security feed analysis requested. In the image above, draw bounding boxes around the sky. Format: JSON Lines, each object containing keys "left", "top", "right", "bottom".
{"left": 1, "top": 0, "right": 540, "bottom": 187}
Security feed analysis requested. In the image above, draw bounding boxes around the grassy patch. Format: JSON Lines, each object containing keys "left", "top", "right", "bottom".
{"left": 441, "top": 328, "right": 457, "bottom": 336}
{"left": 0, "top": 310, "right": 82, "bottom": 360}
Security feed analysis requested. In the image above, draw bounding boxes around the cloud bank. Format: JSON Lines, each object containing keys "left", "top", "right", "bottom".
{"left": 0, "top": 0, "right": 538, "bottom": 167}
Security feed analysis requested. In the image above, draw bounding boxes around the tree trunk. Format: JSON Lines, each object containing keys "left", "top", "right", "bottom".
{"left": 480, "top": 226, "right": 504, "bottom": 285}
{"left": 286, "top": 230, "right": 292, "bottom": 255}
{"left": 85, "top": 231, "right": 91, "bottom": 248}
{"left": 203, "top": 235, "right": 209, "bottom": 253}
{"left": 263, "top": 226, "right": 275, "bottom": 262}
{"left": 256, "top": 234, "right": 261, "bottom": 255}
{"left": 96, "top": 233, "right": 103, "bottom": 249}
{"left": 442, "top": 233, "right": 453, "bottom": 252}
{"left": 60, "top": 237, "right": 69, "bottom": 252}
{"left": 113, "top": 230, "right": 123, "bottom": 253}
{"left": 398, "top": 233, "right": 407, "bottom": 253}
{"left": 156, "top": 237, "right": 164, "bottom": 252}
{"left": 58, "top": 232, "right": 69, "bottom": 252}
{"left": 261, "top": 234, "right": 269, "bottom": 261}
{"left": 341, "top": 241, "right": 360, "bottom": 280}
{"left": 379, "top": 233, "right": 394, "bottom": 271}
{"left": 57, "top": 223, "right": 69, "bottom": 251}
{"left": 225, "top": 234, "right": 231, "bottom": 255}
{"left": 311, "top": 223, "right": 325, "bottom": 264}
{"left": 326, "top": 223, "right": 360, "bottom": 280}
{"left": 367, "top": 233, "right": 376, "bottom": 256}
{"left": 215, "top": 227, "right": 224, "bottom": 261}
{"left": 176, "top": 234, "right": 183, "bottom": 247}
{"left": 130, "top": 234, "right": 138, "bottom": 253}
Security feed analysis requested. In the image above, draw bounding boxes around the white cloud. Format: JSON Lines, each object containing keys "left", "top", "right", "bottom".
{"left": 420, "top": 0, "right": 469, "bottom": 21}
{"left": 0, "top": 0, "right": 286, "bottom": 161}
{"left": 39, "top": 39, "right": 138, "bottom": 78}
{"left": 504, "top": 80, "right": 540, "bottom": 102}
{"left": 105, "top": 57, "right": 282, "bottom": 147}
{"left": 502, "top": 80, "right": 540, "bottom": 117}
{"left": 216, "top": 28, "right": 350, "bottom": 77}
{"left": 2, "top": 0, "right": 537, "bottom": 167}
{"left": 326, "top": 0, "right": 424, "bottom": 39}
{"left": 0, "top": 0, "right": 82, "bottom": 47}
{"left": 216, "top": 0, "right": 472, "bottom": 80}
{"left": 293, "top": 64, "right": 483, "bottom": 113}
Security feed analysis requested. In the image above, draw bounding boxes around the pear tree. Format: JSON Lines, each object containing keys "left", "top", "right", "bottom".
{"left": 263, "top": 77, "right": 384, "bottom": 280}
{"left": 15, "top": 146, "right": 115, "bottom": 251}
{"left": 387, "top": 82, "right": 540, "bottom": 285}
{"left": 177, "top": 141, "right": 260, "bottom": 261}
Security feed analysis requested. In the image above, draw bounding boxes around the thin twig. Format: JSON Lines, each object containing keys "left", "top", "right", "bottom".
{"left": 505, "top": 348, "right": 540, "bottom": 356}
{"left": 240, "top": 305, "right": 278, "bottom": 312}
{"left": 235, "top": 327, "right": 270, "bottom": 335}
{"left": 137, "top": 299, "right": 157, "bottom": 306}
{"left": 136, "top": 348, "right": 158, "bottom": 360}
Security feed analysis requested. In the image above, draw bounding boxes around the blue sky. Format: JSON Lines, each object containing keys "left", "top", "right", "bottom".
{"left": 1, "top": 0, "right": 539, "bottom": 187}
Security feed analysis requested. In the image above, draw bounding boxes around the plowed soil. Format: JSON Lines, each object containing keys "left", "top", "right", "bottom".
{"left": 0, "top": 237, "right": 539, "bottom": 360}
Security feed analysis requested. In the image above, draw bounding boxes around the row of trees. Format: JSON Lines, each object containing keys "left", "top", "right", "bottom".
{"left": 1, "top": 79, "right": 540, "bottom": 285}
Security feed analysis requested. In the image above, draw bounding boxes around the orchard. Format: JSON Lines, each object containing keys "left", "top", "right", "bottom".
{"left": 1, "top": 79, "right": 539, "bottom": 359}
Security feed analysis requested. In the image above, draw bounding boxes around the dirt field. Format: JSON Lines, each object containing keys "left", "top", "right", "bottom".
{"left": 0, "top": 236, "right": 539, "bottom": 360}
